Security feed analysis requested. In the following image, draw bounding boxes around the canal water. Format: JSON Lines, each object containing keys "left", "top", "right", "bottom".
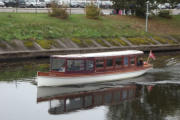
{"left": 0, "top": 52, "right": 180, "bottom": 120}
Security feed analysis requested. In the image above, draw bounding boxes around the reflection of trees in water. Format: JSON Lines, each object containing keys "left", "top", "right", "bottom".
{"left": 152, "top": 72, "right": 172, "bottom": 81}
{"left": 147, "top": 85, "right": 180, "bottom": 119}
{"left": 107, "top": 101, "right": 137, "bottom": 120}
{"left": 107, "top": 85, "right": 180, "bottom": 120}
{"left": 0, "top": 59, "right": 49, "bottom": 81}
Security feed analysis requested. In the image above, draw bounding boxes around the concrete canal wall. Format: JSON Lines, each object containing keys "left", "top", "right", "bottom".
{"left": 0, "top": 36, "right": 180, "bottom": 60}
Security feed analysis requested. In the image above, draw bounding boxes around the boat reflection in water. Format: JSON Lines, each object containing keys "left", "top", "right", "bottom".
{"left": 37, "top": 84, "right": 142, "bottom": 115}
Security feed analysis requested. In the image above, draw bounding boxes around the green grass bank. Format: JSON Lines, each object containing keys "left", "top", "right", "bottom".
{"left": 0, "top": 13, "right": 180, "bottom": 42}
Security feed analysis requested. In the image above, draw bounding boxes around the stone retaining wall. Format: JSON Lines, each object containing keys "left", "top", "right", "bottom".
{"left": 0, "top": 45, "right": 180, "bottom": 60}
{"left": 0, "top": 36, "right": 180, "bottom": 60}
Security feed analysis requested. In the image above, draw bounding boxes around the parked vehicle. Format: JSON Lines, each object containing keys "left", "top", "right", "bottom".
{"left": 70, "top": 1, "right": 79, "bottom": 8}
{"left": 78, "top": 2, "right": 85, "bottom": 8}
{"left": 4, "top": 0, "right": 26, "bottom": 7}
{"left": 158, "top": 3, "right": 171, "bottom": 9}
{"left": 26, "top": 0, "right": 46, "bottom": 8}
{"left": 175, "top": 3, "right": 180, "bottom": 9}
{"left": 0, "top": 1, "right": 5, "bottom": 7}
{"left": 100, "top": 1, "right": 113, "bottom": 9}
{"left": 4, "top": 0, "right": 16, "bottom": 7}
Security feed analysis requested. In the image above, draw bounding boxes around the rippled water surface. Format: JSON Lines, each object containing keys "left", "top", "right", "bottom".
{"left": 0, "top": 52, "right": 180, "bottom": 120}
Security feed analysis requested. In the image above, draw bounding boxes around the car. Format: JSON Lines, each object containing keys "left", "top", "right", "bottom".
{"left": 0, "top": 1, "right": 5, "bottom": 7}
{"left": 26, "top": 1, "right": 46, "bottom": 8}
{"left": 78, "top": 2, "right": 85, "bottom": 8}
{"left": 100, "top": 1, "right": 113, "bottom": 9}
{"left": 4, "top": 0, "right": 26, "bottom": 8}
{"left": 70, "top": 2, "right": 79, "bottom": 8}
{"left": 175, "top": 3, "right": 180, "bottom": 9}
{"left": 4, "top": 0, "right": 16, "bottom": 7}
{"left": 176, "top": 6, "right": 180, "bottom": 9}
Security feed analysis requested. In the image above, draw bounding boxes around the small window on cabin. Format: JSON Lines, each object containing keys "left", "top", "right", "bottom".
{"left": 106, "top": 59, "right": 113, "bottom": 67}
{"left": 130, "top": 56, "right": 135, "bottom": 65}
{"left": 51, "top": 58, "right": 65, "bottom": 72}
{"left": 86, "top": 60, "right": 94, "bottom": 71}
{"left": 67, "top": 60, "right": 85, "bottom": 72}
{"left": 115, "top": 57, "right": 122, "bottom": 67}
{"left": 124, "top": 56, "right": 129, "bottom": 66}
{"left": 96, "top": 59, "right": 104, "bottom": 68}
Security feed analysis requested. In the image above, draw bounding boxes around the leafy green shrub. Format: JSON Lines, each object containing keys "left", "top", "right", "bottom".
{"left": 85, "top": 3, "right": 100, "bottom": 19}
{"left": 48, "top": 2, "right": 69, "bottom": 19}
{"left": 135, "top": 8, "right": 146, "bottom": 18}
{"left": 158, "top": 10, "right": 172, "bottom": 19}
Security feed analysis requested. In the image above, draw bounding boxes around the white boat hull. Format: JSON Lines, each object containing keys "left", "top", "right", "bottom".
{"left": 37, "top": 68, "right": 152, "bottom": 87}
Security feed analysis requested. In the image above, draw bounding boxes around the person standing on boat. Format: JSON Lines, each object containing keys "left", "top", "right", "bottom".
{"left": 137, "top": 57, "right": 143, "bottom": 66}
{"left": 139, "top": 58, "right": 143, "bottom": 66}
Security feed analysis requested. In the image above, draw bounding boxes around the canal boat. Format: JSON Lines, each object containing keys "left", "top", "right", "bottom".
{"left": 37, "top": 50, "right": 152, "bottom": 87}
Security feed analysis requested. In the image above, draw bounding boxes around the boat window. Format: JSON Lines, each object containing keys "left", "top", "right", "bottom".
{"left": 106, "top": 59, "right": 113, "bottom": 67}
{"left": 67, "top": 60, "right": 85, "bottom": 72}
{"left": 96, "top": 59, "right": 104, "bottom": 68}
{"left": 124, "top": 56, "right": 129, "bottom": 66}
{"left": 130, "top": 56, "right": 135, "bottom": 65}
{"left": 51, "top": 58, "right": 65, "bottom": 72}
{"left": 115, "top": 57, "right": 122, "bottom": 66}
{"left": 86, "top": 60, "right": 94, "bottom": 71}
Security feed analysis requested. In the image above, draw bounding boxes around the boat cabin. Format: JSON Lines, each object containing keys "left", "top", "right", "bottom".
{"left": 50, "top": 50, "right": 144, "bottom": 73}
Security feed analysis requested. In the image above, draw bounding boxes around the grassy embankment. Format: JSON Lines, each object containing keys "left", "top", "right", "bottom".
{"left": 0, "top": 13, "right": 180, "bottom": 48}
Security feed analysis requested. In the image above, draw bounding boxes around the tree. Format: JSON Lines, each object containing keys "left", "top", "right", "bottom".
{"left": 112, "top": 0, "right": 133, "bottom": 14}
{"left": 112, "top": 0, "right": 157, "bottom": 17}
{"left": 134, "top": 0, "right": 159, "bottom": 17}
{"left": 112, "top": 0, "right": 179, "bottom": 17}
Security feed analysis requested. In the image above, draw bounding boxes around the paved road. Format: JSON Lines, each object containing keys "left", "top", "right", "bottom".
{"left": 0, "top": 7, "right": 113, "bottom": 14}
{"left": 0, "top": 8, "right": 179, "bottom": 15}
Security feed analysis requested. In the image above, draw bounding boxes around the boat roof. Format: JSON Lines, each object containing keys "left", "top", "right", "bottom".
{"left": 52, "top": 50, "right": 143, "bottom": 58}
